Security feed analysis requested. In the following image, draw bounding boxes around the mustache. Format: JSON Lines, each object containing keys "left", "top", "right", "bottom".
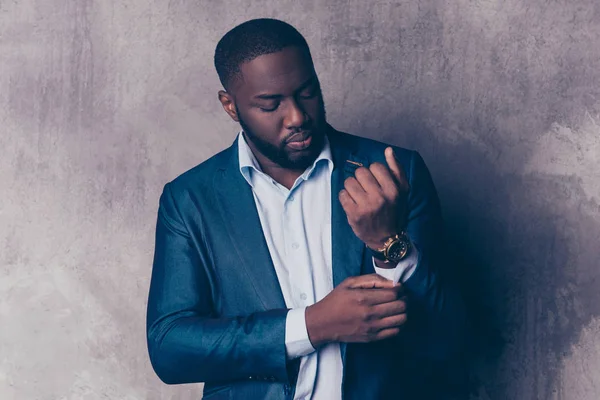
{"left": 284, "top": 123, "right": 322, "bottom": 143}
{"left": 283, "top": 101, "right": 327, "bottom": 143}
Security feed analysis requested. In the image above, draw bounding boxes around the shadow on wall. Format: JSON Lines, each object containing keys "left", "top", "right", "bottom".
{"left": 340, "top": 0, "right": 600, "bottom": 398}
{"left": 387, "top": 115, "right": 600, "bottom": 400}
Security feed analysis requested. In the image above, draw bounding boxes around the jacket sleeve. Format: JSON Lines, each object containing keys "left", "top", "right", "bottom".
{"left": 146, "top": 183, "right": 292, "bottom": 385}
{"left": 400, "top": 150, "right": 467, "bottom": 361}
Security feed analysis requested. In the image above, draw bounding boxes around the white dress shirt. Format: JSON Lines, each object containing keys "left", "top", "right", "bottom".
{"left": 237, "top": 131, "right": 419, "bottom": 400}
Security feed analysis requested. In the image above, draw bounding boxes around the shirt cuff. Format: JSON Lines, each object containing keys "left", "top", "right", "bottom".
{"left": 285, "top": 307, "right": 316, "bottom": 359}
{"left": 372, "top": 242, "right": 420, "bottom": 284}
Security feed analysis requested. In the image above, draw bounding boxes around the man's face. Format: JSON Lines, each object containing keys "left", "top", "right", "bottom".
{"left": 223, "top": 46, "right": 327, "bottom": 171}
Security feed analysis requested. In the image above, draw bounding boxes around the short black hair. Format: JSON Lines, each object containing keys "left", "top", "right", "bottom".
{"left": 214, "top": 18, "right": 312, "bottom": 91}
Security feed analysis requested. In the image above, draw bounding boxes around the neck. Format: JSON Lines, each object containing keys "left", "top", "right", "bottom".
{"left": 252, "top": 151, "right": 305, "bottom": 190}
{"left": 262, "top": 164, "right": 303, "bottom": 190}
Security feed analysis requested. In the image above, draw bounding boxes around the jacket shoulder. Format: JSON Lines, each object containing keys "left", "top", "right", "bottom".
{"left": 333, "top": 130, "right": 416, "bottom": 166}
{"left": 163, "top": 145, "right": 233, "bottom": 198}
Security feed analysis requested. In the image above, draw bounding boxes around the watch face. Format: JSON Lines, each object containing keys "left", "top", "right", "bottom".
{"left": 387, "top": 239, "right": 409, "bottom": 261}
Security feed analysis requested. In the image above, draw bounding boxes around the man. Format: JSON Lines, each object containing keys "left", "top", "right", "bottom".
{"left": 146, "top": 18, "right": 466, "bottom": 400}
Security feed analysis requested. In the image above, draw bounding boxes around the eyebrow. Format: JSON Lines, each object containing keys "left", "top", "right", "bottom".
{"left": 253, "top": 76, "right": 317, "bottom": 100}
{"left": 254, "top": 93, "right": 283, "bottom": 100}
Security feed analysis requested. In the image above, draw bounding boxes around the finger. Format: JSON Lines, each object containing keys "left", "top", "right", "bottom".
{"left": 354, "top": 288, "right": 402, "bottom": 306}
{"left": 373, "top": 327, "right": 401, "bottom": 341}
{"left": 338, "top": 188, "right": 357, "bottom": 213}
{"left": 344, "top": 177, "right": 368, "bottom": 204}
{"left": 368, "top": 162, "right": 399, "bottom": 200}
{"left": 354, "top": 166, "right": 382, "bottom": 195}
{"left": 345, "top": 273, "right": 396, "bottom": 289}
{"left": 385, "top": 147, "right": 409, "bottom": 192}
{"left": 371, "top": 297, "right": 408, "bottom": 318}
{"left": 349, "top": 280, "right": 405, "bottom": 297}
{"left": 347, "top": 278, "right": 396, "bottom": 290}
{"left": 374, "top": 312, "right": 408, "bottom": 331}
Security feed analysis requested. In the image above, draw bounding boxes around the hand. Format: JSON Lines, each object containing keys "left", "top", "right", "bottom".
{"left": 305, "top": 274, "right": 408, "bottom": 347}
{"left": 339, "top": 147, "right": 410, "bottom": 250}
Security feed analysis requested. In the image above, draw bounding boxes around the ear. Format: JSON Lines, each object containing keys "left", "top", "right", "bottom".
{"left": 218, "top": 90, "right": 239, "bottom": 122}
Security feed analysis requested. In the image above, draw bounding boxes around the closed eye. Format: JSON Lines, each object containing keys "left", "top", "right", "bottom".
{"left": 298, "top": 86, "right": 319, "bottom": 99}
{"left": 259, "top": 103, "right": 280, "bottom": 112}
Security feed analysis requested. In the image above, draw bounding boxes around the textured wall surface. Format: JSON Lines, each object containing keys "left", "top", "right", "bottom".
{"left": 1, "top": 1, "right": 599, "bottom": 399}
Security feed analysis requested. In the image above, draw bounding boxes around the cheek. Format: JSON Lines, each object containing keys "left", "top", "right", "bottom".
{"left": 257, "top": 114, "right": 281, "bottom": 133}
{"left": 303, "top": 98, "right": 325, "bottom": 119}
{"left": 247, "top": 112, "right": 286, "bottom": 143}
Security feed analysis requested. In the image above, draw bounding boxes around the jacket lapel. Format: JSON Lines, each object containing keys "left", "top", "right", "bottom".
{"left": 213, "top": 142, "right": 287, "bottom": 311}
{"left": 329, "top": 129, "right": 368, "bottom": 288}
{"left": 327, "top": 128, "right": 370, "bottom": 371}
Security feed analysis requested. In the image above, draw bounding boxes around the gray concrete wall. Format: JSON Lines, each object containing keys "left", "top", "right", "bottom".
{"left": 1, "top": 1, "right": 599, "bottom": 399}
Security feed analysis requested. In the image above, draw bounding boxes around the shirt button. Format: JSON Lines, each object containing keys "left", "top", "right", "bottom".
{"left": 300, "top": 293, "right": 307, "bottom": 301}
{"left": 291, "top": 243, "right": 299, "bottom": 250}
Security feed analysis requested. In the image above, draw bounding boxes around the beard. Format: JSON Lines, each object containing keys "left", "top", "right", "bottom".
{"left": 236, "top": 100, "right": 327, "bottom": 171}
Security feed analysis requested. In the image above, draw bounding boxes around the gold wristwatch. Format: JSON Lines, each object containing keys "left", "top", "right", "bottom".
{"left": 368, "top": 232, "right": 411, "bottom": 263}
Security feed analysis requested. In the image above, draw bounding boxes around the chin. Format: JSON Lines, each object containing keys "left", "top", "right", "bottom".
{"left": 279, "top": 129, "right": 326, "bottom": 169}
{"left": 285, "top": 147, "right": 321, "bottom": 170}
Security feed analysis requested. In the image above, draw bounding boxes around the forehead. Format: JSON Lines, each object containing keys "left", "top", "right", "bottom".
{"left": 234, "top": 47, "right": 314, "bottom": 98}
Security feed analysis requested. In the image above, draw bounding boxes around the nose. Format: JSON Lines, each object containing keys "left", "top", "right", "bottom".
{"left": 284, "top": 99, "right": 307, "bottom": 130}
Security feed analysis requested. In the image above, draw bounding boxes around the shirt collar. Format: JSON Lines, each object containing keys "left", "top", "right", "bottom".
{"left": 237, "top": 130, "right": 333, "bottom": 188}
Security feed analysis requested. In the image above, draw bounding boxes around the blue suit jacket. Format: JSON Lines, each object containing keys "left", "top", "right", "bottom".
{"left": 146, "top": 127, "right": 467, "bottom": 399}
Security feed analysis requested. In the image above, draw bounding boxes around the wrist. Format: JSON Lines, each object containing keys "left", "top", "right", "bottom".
{"left": 366, "top": 229, "right": 403, "bottom": 251}
{"left": 305, "top": 303, "right": 332, "bottom": 348}
{"left": 366, "top": 235, "right": 396, "bottom": 251}
{"left": 373, "top": 257, "right": 396, "bottom": 269}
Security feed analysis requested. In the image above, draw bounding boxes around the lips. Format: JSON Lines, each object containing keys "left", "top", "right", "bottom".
{"left": 287, "top": 132, "right": 313, "bottom": 150}
{"left": 287, "top": 131, "right": 311, "bottom": 143}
